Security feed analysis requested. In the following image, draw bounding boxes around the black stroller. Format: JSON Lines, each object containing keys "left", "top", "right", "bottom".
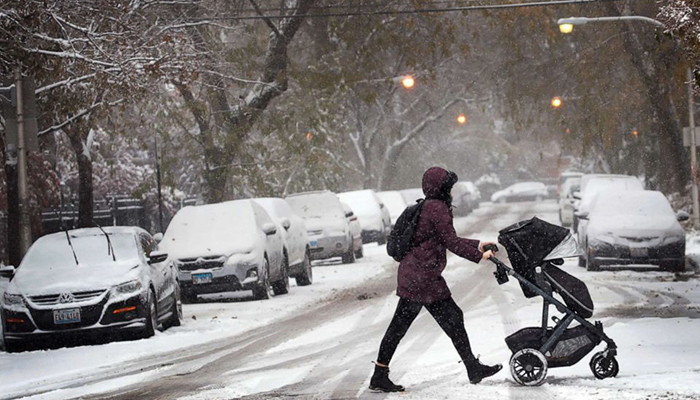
{"left": 488, "top": 217, "right": 618, "bottom": 386}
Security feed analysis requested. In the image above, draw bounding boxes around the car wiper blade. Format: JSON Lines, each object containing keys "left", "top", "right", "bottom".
{"left": 64, "top": 230, "right": 79, "bottom": 265}
{"left": 95, "top": 223, "right": 116, "bottom": 261}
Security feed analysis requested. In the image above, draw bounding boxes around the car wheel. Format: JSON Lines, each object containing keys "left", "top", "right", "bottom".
{"left": 3, "top": 339, "right": 26, "bottom": 353}
{"left": 272, "top": 256, "right": 290, "bottom": 295}
{"left": 252, "top": 258, "right": 273, "bottom": 300}
{"left": 165, "top": 283, "right": 183, "bottom": 328}
{"left": 181, "top": 288, "right": 198, "bottom": 304}
{"left": 342, "top": 243, "right": 356, "bottom": 264}
{"left": 295, "top": 251, "right": 313, "bottom": 286}
{"left": 141, "top": 289, "right": 158, "bottom": 338}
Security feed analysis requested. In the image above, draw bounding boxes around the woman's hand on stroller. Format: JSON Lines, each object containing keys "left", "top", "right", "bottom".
{"left": 479, "top": 241, "right": 498, "bottom": 253}
{"left": 481, "top": 250, "right": 495, "bottom": 261}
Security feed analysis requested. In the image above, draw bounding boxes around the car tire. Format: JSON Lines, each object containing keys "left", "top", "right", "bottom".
{"left": 272, "top": 256, "right": 290, "bottom": 295}
{"left": 165, "top": 283, "right": 183, "bottom": 328}
{"left": 661, "top": 259, "right": 685, "bottom": 272}
{"left": 141, "top": 289, "right": 158, "bottom": 338}
{"left": 3, "top": 339, "right": 26, "bottom": 353}
{"left": 252, "top": 258, "right": 273, "bottom": 300}
{"left": 181, "top": 288, "right": 198, "bottom": 304}
{"left": 342, "top": 243, "right": 356, "bottom": 264}
{"left": 295, "top": 251, "right": 313, "bottom": 286}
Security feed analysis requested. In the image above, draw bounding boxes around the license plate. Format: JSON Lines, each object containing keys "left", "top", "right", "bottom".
{"left": 630, "top": 248, "right": 648, "bottom": 258}
{"left": 192, "top": 273, "right": 213, "bottom": 285}
{"left": 54, "top": 308, "right": 81, "bottom": 325}
{"left": 309, "top": 240, "right": 318, "bottom": 248}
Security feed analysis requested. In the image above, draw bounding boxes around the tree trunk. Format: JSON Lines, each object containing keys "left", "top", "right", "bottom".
{"left": 66, "top": 127, "right": 94, "bottom": 228}
{"left": 4, "top": 155, "right": 21, "bottom": 266}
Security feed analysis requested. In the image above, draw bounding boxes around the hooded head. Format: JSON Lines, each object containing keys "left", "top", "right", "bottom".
{"left": 422, "top": 167, "right": 458, "bottom": 204}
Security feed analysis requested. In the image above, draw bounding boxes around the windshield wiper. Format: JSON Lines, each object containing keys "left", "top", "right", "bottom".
{"left": 95, "top": 223, "right": 116, "bottom": 261}
{"left": 64, "top": 231, "right": 79, "bottom": 265}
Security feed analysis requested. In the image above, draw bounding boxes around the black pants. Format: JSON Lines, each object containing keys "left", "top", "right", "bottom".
{"left": 377, "top": 296, "right": 476, "bottom": 366}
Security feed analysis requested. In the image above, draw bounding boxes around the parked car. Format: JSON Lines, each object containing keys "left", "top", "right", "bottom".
{"left": 0, "top": 227, "right": 181, "bottom": 352}
{"left": 581, "top": 190, "right": 688, "bottom": 271}
{"left": 462, "top": 181, "right": 481, "bottom": 210}
{"left": 341, "top": 202, "right": 364, "bottom": 259}
{"left": 451, "top": 182, "right": 472, "bottom": 217}
{"left": 574, "top": 175, "right": 644, "bottom": 258}
{"left": 400, "top": 188, "right": 424, "bottom": 206}
{"left": 254, "top": 198, "right": 313, "bottom": 286}
{"left": 286, "top": 191, "right": 356, "bottom": 264}
{"left": 559, "top": 176, "right": 581, "bottom": 227}
{"left": 377, "top": 191, "right": 407, "bottom": 228}
{"left": 338, "top": 190, "right": 391, "bottom": 245}
{"left": 490, "top": 182, "right": 548, "bottom": 204}
{"left": 161, "top": 200, "right": 287, "bottom": 302}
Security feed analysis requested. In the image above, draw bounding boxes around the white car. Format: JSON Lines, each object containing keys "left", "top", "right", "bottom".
{"left": 338, "top": 190, "right": 391, "bottom": 245}
{"left": 341, "top": 202, "right": 363, "bottom": 259}
{"left": 377, "top": 191, "right": 407, "bottom": 228}
{"left": 0, "top": 227, "right": 181, "bottom": 352}
{"left": 255, "top": 198, "right": 313, "bottom": 286}
{"left": 490, "top": 182, "right": 548, "bottom": 204}
{"left": 559, "top": 177, "right": 581, "bottom": 227}
{"left": 581, "top": 190, "right": 688, "bottom": 271}
{"left": 161, "top": 200, "right": 287, "bottom": 302}
{"left": 574, "top": 175, "right": 644, "bottom": 262}
{"left": 286, "top": 191, "right": 356, "bottom": 264}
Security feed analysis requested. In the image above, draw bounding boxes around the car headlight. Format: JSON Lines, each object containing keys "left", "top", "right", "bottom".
{"left": 2, "top": 293, "right": 24, "bottom": 307}
{"left": 113, "top": 280, "right": 142, "bottom": 295}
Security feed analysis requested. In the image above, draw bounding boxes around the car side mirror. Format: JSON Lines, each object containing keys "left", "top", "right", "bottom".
{"left": 575, "top": 211, "right": 589, "bottom": 220}
{"left": 153, "top": 232, "right": 163, "bottom": 243}
{"left": 280, "top": 218, "right": 291, "bottom": 230}
{"left": 262, "top": 223, "right": 277, "bottom": 235}
{"left": 677, "top": 210, "right": 690, "bottom": 222}
{"left": 148, "top": 251, "right": 168, "bottom": 265}
{"left": 345, "top": 211, "right": 353, "bottom": 218}
{"left": 0, "top": 265, "right": 16, "bottom": 278}
{"left": 573, "top": 191, "right": 582, "bottom": 200}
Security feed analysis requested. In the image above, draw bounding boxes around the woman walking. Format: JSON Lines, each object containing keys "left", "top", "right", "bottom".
{"left": 370, "top": 167, "right": 502, "bottom": 393}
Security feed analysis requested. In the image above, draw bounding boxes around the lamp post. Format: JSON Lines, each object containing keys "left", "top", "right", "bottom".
{"left": 557, "top": 15, "right": 700, "bottom": 229}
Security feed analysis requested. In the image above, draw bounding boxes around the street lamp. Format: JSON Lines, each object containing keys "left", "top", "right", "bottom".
{"left": 555, "top": 14, "right": 700, "bottom": 229}
{"left": 401, "top": 75, "right": 415, "bottom": 89}
{"left": 551, "top": 96, "right": 563, "bottom": 108}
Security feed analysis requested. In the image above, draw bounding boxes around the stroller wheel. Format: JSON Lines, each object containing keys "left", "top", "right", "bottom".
{"left": 590, "top": 352, "right": 619, "bottom": 379}
{"left": 510, "top": 348, "right": 548, "bottom": 386}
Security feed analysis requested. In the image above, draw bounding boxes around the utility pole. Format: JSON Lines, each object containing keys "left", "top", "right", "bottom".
{"left": 155, "top": 132, "right": 164, "bottom": 233}
{"left": 689, "top": 67, "right": 700, "bottom": 229}
{"left": 15, "top": 67, "right": 32, "bottom": 256}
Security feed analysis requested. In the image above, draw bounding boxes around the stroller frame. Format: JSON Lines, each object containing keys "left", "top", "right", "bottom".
{"left": 490, "top": 255, "right": 618, "bottom": 384}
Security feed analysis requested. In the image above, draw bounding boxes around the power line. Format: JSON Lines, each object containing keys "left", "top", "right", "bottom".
{"left": 189, "top": 0, "right": 630, "bottom": 21}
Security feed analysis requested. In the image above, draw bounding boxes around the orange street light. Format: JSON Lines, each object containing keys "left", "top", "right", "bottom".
{"left": 401, "top": 75, "right": 415, "bottom": 89}
{"left": 632, "top": 130, "right": 639, "bottom": 137}
{"left": 559, "top": 23, "right": 574, "bottom": 34}
{"left": 551, "top": 96, "right": 563, "bottom": 108}
{"left": 306, "top": 132, "right": 313, "bottom": 141}
{"left": 457, "top": 114, "right": 467, "bottom": 124}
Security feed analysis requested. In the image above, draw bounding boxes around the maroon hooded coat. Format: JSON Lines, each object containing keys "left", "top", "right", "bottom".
{"left": 396, "top": 167, "right": 484, "bottom": 303}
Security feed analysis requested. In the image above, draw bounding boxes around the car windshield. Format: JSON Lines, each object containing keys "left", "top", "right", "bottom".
{"left": 591, "top": 191, "right": 674, "bottom": 217}
{"left": 287, "top": 194, "right": 344, "bottom": 219}
{"left": 20, "top": 232, "right": 139, "bottom": 270}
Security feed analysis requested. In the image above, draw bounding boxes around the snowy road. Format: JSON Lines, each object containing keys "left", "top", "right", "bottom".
{"left": 4, "top": 201, "right": 700, "bottom": 400}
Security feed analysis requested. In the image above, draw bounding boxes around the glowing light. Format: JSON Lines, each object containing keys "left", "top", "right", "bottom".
{"left": 632, "top": 130, "right": 639, "bottom": 137}
{"left": 306, "top": 132, "right": 313, "bottom": 141}
{"left": 401, "top": 76, "right": 415, "bottom": 89}
{"left": 457, "top": 114, "right": 467, "bottom": 124}
{"left": 559, "top": 23, "right": 574, "bottom": 34}
{"left": 551, "top": 97, "right": 562, "bottom": 108}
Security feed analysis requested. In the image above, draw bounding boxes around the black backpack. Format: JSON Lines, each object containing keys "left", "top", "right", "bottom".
{"left": 387, "top": 199, "right": 425, "bottom": 262}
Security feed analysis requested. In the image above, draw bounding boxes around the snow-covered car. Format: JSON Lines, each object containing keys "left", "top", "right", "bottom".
{"left": 559, "top": 171, "right": 583, "bottom": 196}
{"left": 559, "top": 177, "right": 581, "bottom": 227}
{"left": 0, "top": 227, "right": 181, "bottom": 352}
{"left": 452, "top": 182, "right": 479, "bottom": 217}
{"left": 377, "top": 191, "right": 407, "bottom": 228}
{"left": 400, "top": 188, "right": 424, "bottom": 206}
{"left": 161, "top": 200, "right": 287, "bottom": 302}
{"left": 463, "top": 181, "right": 481, "bottom": 209}
{"left": 254, "top": 198, "right": 313, "bottom": 286}
{"left": 338, "top": 190, "right": 391, "bottom": 244}
{"left": 341, "top": 202, "right": 363, "bottom": 259}
{"left": 286, "top": 191, "right": 356, "bottom": 264}
{"left": 581, "top": 190, "right": 688, "bottom": 271}
{"left": 490, "top": 182, "right": 548, "bottom": 204}
{"left": 574, "top": 175, "right": 644, "bottom": 253}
